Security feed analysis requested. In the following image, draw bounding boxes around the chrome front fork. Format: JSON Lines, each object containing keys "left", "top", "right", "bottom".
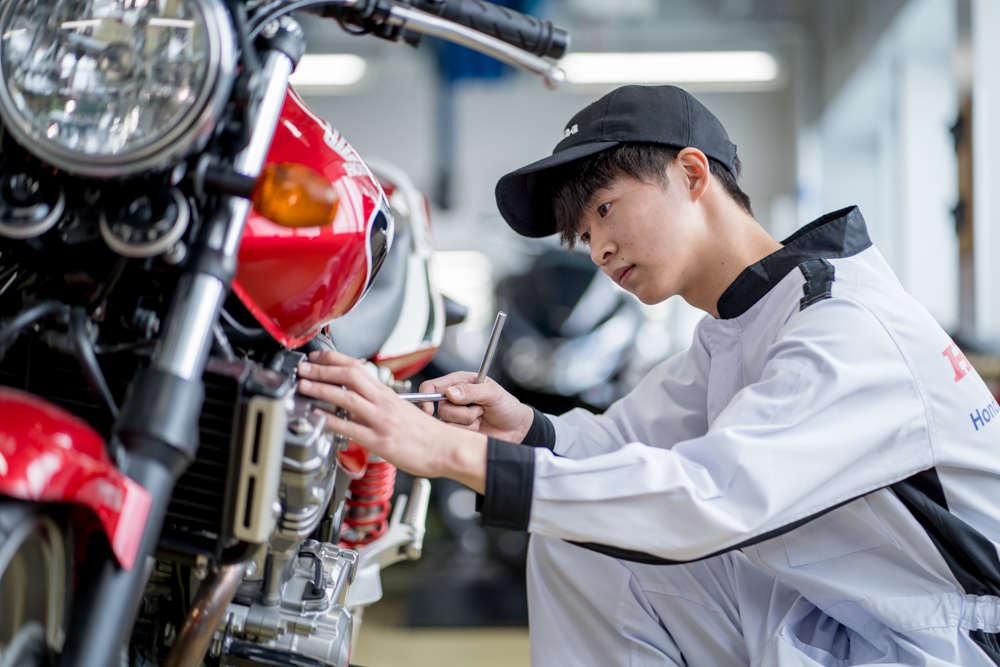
{"left": 155, "top": 48, "right": 294, "bottom": 381}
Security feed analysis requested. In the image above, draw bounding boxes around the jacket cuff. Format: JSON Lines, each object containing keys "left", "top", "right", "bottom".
{"left": 478, "top": 438, "right": 535, "bottom": 531}
{"left": 521, "top": 406, "right": 556, "bottom": 450}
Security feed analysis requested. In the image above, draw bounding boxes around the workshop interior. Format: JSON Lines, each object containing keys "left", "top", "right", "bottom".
{"left": 0, "top": 0, "right": 996, "bottom": 666}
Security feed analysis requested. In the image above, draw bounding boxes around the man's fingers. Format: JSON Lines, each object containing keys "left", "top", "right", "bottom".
{"left": 419, "top": 371, "right": 479, "bottom": 394}
{"left": 437, "top": 403, "right": 484, "bottom": 426}
{"left": 315, "top": 408, "right": 372, "bottom": 443}
{"left": 298, "top": 380, "right": 377, "bottom": 425}
{"left": 298, "top": 362, "right": 384, "bottom": 402}
{"left": 441, "top": 380, "right": 501, "bottom": 407}
{"left": 300, "top": 353, "right": 393, "bottom": 402}
{"left": 298, "top": 360, "right": 366, "bottom": 385}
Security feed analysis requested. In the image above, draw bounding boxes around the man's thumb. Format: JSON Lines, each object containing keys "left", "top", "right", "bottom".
{"left": 445, "top": 384, "right": 488, "bottom": 405}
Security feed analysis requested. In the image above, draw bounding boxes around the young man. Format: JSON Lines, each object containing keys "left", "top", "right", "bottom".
{"left": 297, "top": 85, "right": 1000, "bottom": 666}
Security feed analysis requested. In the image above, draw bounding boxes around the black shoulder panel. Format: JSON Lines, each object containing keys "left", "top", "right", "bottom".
{"left": 717, "top": 206, "right": 870, "bottom": 319}
{"left": 799, "top": 258, "right": 835, "bottom": 311}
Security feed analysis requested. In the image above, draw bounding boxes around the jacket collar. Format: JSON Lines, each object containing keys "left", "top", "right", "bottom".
{"left": 716, "top": 206, "right": 873, "bottom": 320}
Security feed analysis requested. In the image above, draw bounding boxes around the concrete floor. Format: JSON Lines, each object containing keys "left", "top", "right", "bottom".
{"left": 352, "top": 625, "right": 530, "bottom": 667}
{"left": 349, "top": 562, "right": 531, "bottom": 667}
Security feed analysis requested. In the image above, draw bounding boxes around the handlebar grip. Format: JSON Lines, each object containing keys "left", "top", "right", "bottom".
{"left": 435, "top": 0, "right": 569, "bottom": 60}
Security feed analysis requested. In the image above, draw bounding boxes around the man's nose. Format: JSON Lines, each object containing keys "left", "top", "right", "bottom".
{"left": 590, "top": 235, "right": 615, "bottom": 265}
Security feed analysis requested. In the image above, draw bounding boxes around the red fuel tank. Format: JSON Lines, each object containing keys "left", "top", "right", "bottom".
{"left": 233, "top": 89, "right": 392, "bottom": 349}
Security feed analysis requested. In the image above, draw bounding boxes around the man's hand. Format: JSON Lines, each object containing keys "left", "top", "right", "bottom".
{"left": 296, "top": 351, "right": 487, "bottom": 494}
{"left": 418, "top": 372, "right": 534, "bottom": 443}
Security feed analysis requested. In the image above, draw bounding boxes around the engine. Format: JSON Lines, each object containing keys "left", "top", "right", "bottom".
{"left": 222, "top": 539, "right": 357, "bottom": 666}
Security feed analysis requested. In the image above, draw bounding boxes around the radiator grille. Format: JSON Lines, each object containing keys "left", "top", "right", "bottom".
{"left": 163, "top": 370, "right": 239, "bottom": 538}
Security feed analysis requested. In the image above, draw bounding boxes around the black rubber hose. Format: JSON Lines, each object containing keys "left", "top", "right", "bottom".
{"left": 248, "top": 0, "right": 336, "bottom": 41}
{"left": 211, "top": 322, "right": 237, "bottom": 361}
{"left": 297, "top": 551, "right": 326, "bottom": 600}
{"left": 69, "top": 307, "right": 119, "bottom": 421}
{"left": 227, "top": 0, "right": 263, "bottom": 74}
{"left": 220, "top": 308, "right": 270, "bottom": 342}
{"left": 0, "top": 300, "right": 67, "bottom": 361}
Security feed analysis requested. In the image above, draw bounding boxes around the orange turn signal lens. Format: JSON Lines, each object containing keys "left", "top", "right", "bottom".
{"left": 252, "top": 162, "right": 339, "bottom": 228}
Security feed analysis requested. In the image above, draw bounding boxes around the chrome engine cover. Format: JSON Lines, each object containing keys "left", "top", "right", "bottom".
{"left": 261, "top": 396, "right": 342, "bottom": 606}
{"left": 221, "top": 541, "right": 357, "bottom": 667}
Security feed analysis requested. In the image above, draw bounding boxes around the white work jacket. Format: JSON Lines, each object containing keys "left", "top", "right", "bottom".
{"left": 479, "top": 206, "right": 1000, "bottom": 663}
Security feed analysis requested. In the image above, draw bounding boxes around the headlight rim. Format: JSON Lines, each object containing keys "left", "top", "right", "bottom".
{"left": 0, "top": 0, "right": 236, "bottom": 178}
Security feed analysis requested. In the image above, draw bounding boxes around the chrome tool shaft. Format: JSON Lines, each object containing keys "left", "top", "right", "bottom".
{"left": 476, "top": 311, "right": 507, "bottom": 384}
{"left": 398, "top": 310, "right": 507, "bottom": 402}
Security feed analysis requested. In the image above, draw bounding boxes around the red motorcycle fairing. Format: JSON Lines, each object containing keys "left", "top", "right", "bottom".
{"left": 373, "top": 347, "right": 439, "bottom": 380}
{"left": 0, "top": 387, "right": 151, "bottom": 571}
{"left": 233, "top": 89, "right": 393, "bottom": 349}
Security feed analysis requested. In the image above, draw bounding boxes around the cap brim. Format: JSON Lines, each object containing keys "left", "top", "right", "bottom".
{"left": 495, "top": 141, "right": 621, "bottom": 238}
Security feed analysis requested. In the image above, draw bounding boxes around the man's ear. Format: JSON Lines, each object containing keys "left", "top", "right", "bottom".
{"left": 676, "top": 148, "right": 711, "bottom": 202}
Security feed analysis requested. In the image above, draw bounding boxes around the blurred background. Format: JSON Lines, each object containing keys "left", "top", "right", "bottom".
{"left": 286, "top": 1, "right": 1000, "bottom": 664}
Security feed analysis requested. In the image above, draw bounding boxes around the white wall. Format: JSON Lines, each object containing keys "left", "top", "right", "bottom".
{"left": 972, "top": 0, "right": 1000, "bottom": 342}
{"left": 800, "top": 0, "right": 959, "bottom": 330}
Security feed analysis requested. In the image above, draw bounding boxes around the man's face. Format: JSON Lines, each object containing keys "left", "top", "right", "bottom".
{"left": 575, "top": 168, "right": 699, "bottom": 305}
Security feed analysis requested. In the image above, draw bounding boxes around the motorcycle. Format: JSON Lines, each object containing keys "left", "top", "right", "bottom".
{"left": 0, "top": 1, "right": 568, "bottom": 666}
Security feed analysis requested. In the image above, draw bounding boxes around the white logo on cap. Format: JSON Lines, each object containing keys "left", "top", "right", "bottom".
{"left": 562, "top": 124, "right": 579, "bottom": 140}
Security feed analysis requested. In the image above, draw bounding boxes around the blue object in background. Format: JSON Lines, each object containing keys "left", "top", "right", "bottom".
{"left": 431, "top": 0, "right": 549, "bottom": 208}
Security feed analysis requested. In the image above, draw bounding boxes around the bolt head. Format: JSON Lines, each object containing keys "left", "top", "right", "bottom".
{"left": 163, "top": 241, "right": 186, "bottom": 266}
{"left": 261, "top": 20, "right": 279, "bottom": 39}
{"left": 279, "top": 16, "right": 303, "bottom": 37}
{"left": 289, "top": 416, "right": 313, "bottom": 435}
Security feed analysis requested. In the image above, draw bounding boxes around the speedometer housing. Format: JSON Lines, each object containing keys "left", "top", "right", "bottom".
{"left": 0, "top": 0, "right": 235, "bottom": 178}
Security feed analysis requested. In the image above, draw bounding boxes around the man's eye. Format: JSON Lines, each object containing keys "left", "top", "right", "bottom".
{"left": 598, "top": 203, "right": 611, "bottom": 217}
{"left": 580, "top": 231, "right": 591, "bottom": 244}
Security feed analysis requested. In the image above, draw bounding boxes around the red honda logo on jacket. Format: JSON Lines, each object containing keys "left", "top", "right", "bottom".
{"left": 943, "top": 342, "right": 974, "bottom": 383}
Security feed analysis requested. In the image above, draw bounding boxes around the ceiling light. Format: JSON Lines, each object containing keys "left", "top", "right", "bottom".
{"left": 559, "top": 51, "right": 779, "bottom": 85}
{"left": 288, "top": 54, "right": 367, "bottom": 90}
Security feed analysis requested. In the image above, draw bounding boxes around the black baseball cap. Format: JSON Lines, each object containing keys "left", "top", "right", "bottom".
{"left": 495, "top": 85, "right": 738, "bottom": 238}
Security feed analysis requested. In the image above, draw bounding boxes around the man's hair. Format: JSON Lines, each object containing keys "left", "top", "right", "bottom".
{"left": 549, "top": 143, "right": 754, "bottom": 248}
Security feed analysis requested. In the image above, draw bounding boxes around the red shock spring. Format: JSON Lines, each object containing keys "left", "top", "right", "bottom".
{"left": 340, "top": 456, "right": 396, "bottom": 548}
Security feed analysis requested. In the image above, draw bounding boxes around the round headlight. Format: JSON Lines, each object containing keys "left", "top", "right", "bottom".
{"left": 0, "top": 0, "right": 235, "bottom": 178}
